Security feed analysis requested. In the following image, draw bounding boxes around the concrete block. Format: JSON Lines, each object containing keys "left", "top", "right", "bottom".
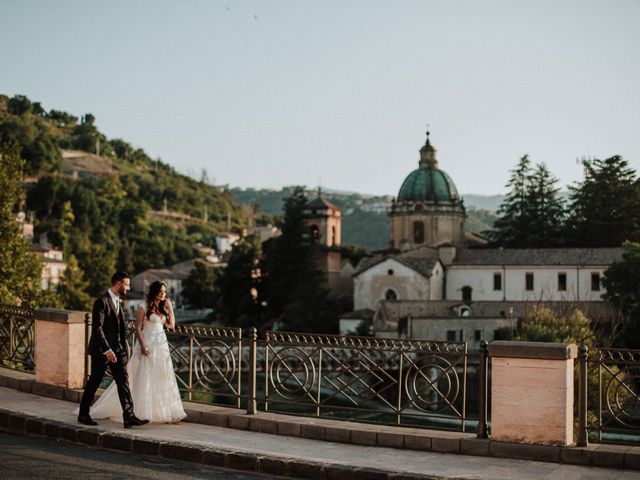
{"left": 132, "top": 438, "right": 160, "bottom": 456}
{"left": 324, "top": 465, "right": 355, "bottom": 480}
{"left": 18, "top": 378, "right": 33, "bottom": 393}
{"left": 404, "top": 434, "right": 432, "bottom": 451}
{"left": 184, "top": 408, "right": 203, "bottom": 424}
{"left": 100, "top": 433, "right": 132, "bottom": 451}
{"left": 560, "top": 446, "right": 594, "bottom": 465}
{"left": 0, "top": 374, "right": 8, "bottom": 387}
{"left": 159, "top": 442, "right": 204, "bottom": 463}
{"left": 7, "top": 377, "right": 19, "bottom": 390}
{"left": 59, "top": 425, "right": 79, "bottom": 443}
{"left": 77, "top": 429, "right": 101, "bottom": 446}
{"left": 277, "top": 420, "right": 302, "bottom": 437}
{"left": 325, "top": 426, "right": 350, "bottom": 443}
{"left": 202, "top": 448, "right": 227, "bottom": 467}
{"left": 228, "top": 414, "right": 250, "bottom": 430}
{"left": 592, "top": 444, "right": 630, "bottom": 469}
{"left": 202, "top": 411, "right": 228, "bottom": 427}
{"left": 460, "top": 437, "right": 490, "bottom": 457}
{"left": 249, "top": 416, "right": 278, "bottom": 434}
{"left": 625, "top": 449, "right": 640, "bottom": 470}
{"left": 287, "top": 460, "right": 324, "bottom": 479}
{"left": 377, "top": 431, "right": 404, "bottom": 449}
{"left": 258, "top": 456, "right": 286, "bottom": 475}
{"left": 44, "top": 421, "right": 63, "bottom": 437}
{"left": 350, "top": 429, "right": 376, "bottom": 446}
{"left": 490, "top": 441, "right": 560, "bottom": 462}
{"left": 227, "top": 452, "right": 258, "bottom": 471}
{"left": 0, "top": 410, "right": 10, "bottom": 429}
{"left": 431, "top": 436, "right": 460, "bottom": 453}
{"left": 24, "top": 417, "right": 44, "bottom": 435}
{"left": 301, "top": 423, "right": 326, "bottom": 440}
{"left": 353, "top": 468, "right": 388, "bottom": 480}
{"left": 8, "top": 414, "right": 25, "bottom": 433}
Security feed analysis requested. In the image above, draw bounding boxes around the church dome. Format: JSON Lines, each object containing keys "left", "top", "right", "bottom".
{"left": 396, "top": 132, "right": 460, "bottom": 203}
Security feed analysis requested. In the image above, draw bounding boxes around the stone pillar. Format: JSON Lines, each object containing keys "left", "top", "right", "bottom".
{"left": 35, "top": 309, "right": 86, "bottom": 388}
{"left": 489, "top": 340, "right": 577, "bottom": 446}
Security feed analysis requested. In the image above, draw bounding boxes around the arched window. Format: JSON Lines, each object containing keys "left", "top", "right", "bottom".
{"left": 461, "top": 286, "right": 472, "bottom": 304}
{"left": 385, "top": 289, "right": 398, "bottom": 301}
{"left": 331, "top": 226, "right": 337, "bottom": 246}
{"left": 413, "top": 221, "right": 424, "bottom": 244}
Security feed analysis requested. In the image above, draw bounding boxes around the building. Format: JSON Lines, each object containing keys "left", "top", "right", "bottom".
{"left": 30, "top": 238, "right": 67, "bottom": 290}
{"left": 345, "top": 132, "right": 622, "bottom": 345}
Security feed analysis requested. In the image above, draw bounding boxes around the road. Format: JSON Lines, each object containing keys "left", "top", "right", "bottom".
{"left": 0, "top": 433, "right": 287, "bottom": 480}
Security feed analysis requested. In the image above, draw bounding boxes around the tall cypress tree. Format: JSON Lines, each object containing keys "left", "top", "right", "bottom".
{"left": 565, "top": 156, "right": 640, "bottom": 247}
{"left": 0, "top": 142, "right": 42, "bottom": 305}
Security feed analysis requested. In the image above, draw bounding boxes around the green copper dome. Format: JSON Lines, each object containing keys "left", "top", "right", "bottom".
{"left": 396, "top": 132, "right": 460, "bottom": 203}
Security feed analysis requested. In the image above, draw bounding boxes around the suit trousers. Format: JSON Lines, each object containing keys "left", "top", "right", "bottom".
{"left": 79, "top": 349, "right": 135, "bottom": 419}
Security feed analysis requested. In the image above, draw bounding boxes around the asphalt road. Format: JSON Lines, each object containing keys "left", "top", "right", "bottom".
{"left": 0, "top": 432, "right": 287, "bottom": 480}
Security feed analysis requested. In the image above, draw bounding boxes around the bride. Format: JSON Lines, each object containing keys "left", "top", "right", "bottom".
{"left": 88, "top": 281, "right": 186, "bottom": 423}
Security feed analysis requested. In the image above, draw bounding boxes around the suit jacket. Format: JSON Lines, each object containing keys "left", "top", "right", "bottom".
{"left": 87, "top": 291, "right": 127, "bottom": 357}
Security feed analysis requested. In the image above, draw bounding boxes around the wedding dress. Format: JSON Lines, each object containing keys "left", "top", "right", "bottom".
{"left": 88, "top": 305, "right": 186, "bottom": 423}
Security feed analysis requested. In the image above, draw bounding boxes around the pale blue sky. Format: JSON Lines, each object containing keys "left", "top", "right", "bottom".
{"left": 1, "top": 0, "right": 639, "bottom": 196}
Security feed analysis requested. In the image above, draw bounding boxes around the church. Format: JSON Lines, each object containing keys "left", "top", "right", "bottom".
{"left": 336, "top": 132, "right": 621, "bottom": 348}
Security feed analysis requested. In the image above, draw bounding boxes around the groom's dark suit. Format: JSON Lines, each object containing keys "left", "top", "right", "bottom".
{"left": 79, "top": 291, "right": 135, "bottom": 419}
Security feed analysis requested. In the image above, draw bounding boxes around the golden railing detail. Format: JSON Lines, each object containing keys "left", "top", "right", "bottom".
{"left": 264, "top": 331, "right": 468, "bottom": 430}
{"left": 0, "top": 304, "right": 35, "bottom": 373}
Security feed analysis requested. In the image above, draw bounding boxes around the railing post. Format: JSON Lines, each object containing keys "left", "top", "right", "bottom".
{"left": 83, "top": 312, "right": 91, "bottom": 388}
{"left": 247, "top": 328, "right": 257, "bottom": 414}
{"left": 477, "top": 340, "right": 488, "bottom": 439}
{"left": 577, "top": 344, "right": 589, "bottom": 447}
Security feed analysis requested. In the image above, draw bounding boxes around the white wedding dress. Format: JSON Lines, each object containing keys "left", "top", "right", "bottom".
{"left": 88, "top": 305, "right": 186, "bottom": 423}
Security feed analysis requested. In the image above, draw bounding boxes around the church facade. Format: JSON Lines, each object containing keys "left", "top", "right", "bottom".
{"left": 340, "top": 132, "right": 622, "bottom": 348}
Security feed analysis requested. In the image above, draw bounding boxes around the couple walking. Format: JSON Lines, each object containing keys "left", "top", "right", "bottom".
{"left": 77, "top": 272, "right": 186, "bottom": 428}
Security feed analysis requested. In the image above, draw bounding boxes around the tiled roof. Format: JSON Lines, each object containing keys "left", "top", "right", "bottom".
{"left": 353, "top": 255, "right": 437, "bottom": 278}
{"left": 305, "top": 196, "right": 339, "bottom": 211}
{"left": 452, "top": 248, "right": 623, "bottom": 266}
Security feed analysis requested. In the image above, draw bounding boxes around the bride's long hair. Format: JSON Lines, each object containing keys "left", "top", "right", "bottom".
{"left": 145, "top": 281, "right": 168, "bottom": 319}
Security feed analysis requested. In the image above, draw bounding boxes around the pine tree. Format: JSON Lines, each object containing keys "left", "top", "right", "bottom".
{"left": 0, "top": 142, "right": 42, "bottom": 305}
{"left": 565, "top": 156, "right": 640, "bottom": 247}
{"left": 57, "top": 255, "right": 93, "bottom": 310}
{"left": 526, "top": 163, "right": 566, "bottom": 247}
{"left": 489, "top": 155, "right": 534, "bottom": 246}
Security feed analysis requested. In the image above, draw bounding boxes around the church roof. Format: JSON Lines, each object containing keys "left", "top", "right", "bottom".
{"left": 396, "top": 132, "right": 461, "bottom": 204}
{"left": 451, "top": 248, "right": 624, "bottom": 266}
{"left": 353, "top": 254, "right": 438, "bottom": 278}
{"left": 305, "top": 195, "right": 339, "bottom": 211}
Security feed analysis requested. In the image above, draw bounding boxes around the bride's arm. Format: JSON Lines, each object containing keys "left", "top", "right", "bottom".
{"left": 136, "top": 306, "right": 150, "bottom": 356}
{"left": 165, "top": 299, "right": 175, "bottom": 330}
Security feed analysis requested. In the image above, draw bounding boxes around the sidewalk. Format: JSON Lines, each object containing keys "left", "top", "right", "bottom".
{"left": 1, "top": 386, "right": 639, "bottom": 480}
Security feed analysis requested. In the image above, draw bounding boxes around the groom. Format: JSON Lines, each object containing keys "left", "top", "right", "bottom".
{"left": 78, "top": 271, "right": 149, "bottom": 428}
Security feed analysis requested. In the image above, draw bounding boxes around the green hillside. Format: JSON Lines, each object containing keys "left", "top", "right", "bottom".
{"left": 0, "top": 93, "right": 248, "bottom": 298}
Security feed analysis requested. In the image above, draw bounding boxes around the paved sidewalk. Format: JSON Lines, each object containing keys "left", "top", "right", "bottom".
{"left": 1, "top": 387, "right": 639, "bottom": 480}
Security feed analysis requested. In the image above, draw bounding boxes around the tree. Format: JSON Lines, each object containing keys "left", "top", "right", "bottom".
{"left": 57, "top": 255, "right": 93, "bottom": 310}
{"left": 526, "top": 163, "right": 566, "bottom": 246}
{"left": 565, "top": 156, "right": 640, "bottom": 247}
{"left": 215, "top": 236, "right": 261, "bottom": 327}
{"left": 0, "top": 142, "right": 42, "bottom": 304}
{"left": 514, "top": 305, "right": 596, "bottom": 348}
{"left": 603, "top": 242, "right": 640, "bottom": 347}
{"left": 182, "top": 262, "right": 219, "bottom": 309}
{"left": 489, "top": 155, "right": 534, "bottom": 247}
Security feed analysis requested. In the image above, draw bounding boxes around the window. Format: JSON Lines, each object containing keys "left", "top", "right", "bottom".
{"left": 591, "top": 272, "right": 601, "bottom": 291}
{"left": 525, "top": 273, "right": 534, "bottom": 291}
{"left": 413, "top": 221, "right": 425, "bottom": 244}
{"left": 309, "top": 224, "right": 320, "bottom": 240}
{"left": 462, "top": 286, "right": 472, "bottom": 303}
{"left": 475, "top": 330, "right": 482, "bottom": 341}
{"left": 493, "top": 273, "right": 502, "bottom": 291}
{"left": 446, "top": 330, "right": 456, "bottom": 341}
{"left": 331, "top": 226, "right": 337, "bottom": 246}
{"left": 558, "top": 273, "right": 567, "bottom": 291}
{"left": 387, "top": 269, "right": 394, "bottom": 276}
{"left": 385, "top": 289, "right": 398, "bottom": 300}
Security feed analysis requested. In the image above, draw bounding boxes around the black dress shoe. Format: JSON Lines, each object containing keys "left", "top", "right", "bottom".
{"left": 77, "top": 414, "right": 98, "bottom": 426}
{"left": 124, "top": 415, "right": 149, "bottom": 428}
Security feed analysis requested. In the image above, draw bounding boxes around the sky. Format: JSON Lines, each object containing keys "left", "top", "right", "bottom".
{"left": 1, "top": 0, "right": 639, "bottom": 196}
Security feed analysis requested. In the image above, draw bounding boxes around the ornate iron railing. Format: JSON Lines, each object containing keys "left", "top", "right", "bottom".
{"left": 580, "top": 347, "right": 640, "bottom": 444}
{"left": 264, "top": 331, "right": 469, "bottom": 431}
{"left": 0, "top": 304, "right": 35, "bottom": 373}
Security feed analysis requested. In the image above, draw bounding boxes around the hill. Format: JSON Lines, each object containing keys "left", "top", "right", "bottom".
{"left": 0, "top": 93, "right": 249, "bottom": 296}
{"left": 231, "top": 187, "right": 498, "bottom": 251}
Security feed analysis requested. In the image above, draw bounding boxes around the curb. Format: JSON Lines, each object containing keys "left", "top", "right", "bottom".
{"left": 0, "top": 408, "right": 448, "bottom": 480}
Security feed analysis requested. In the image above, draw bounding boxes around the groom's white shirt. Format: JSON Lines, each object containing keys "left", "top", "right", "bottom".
{"left": 104, "top": 288, "right": 120, "bottom": 356}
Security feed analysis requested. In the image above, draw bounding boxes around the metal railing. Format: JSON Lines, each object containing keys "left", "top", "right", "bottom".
{"left": 0, "top": 304, "right": 35, "bottom": 373}
{"left": 263, "top": 331, "right": 470, "bottom": 431}
{"left": 579, "top": 346, "right": 640, "bottom": 445}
